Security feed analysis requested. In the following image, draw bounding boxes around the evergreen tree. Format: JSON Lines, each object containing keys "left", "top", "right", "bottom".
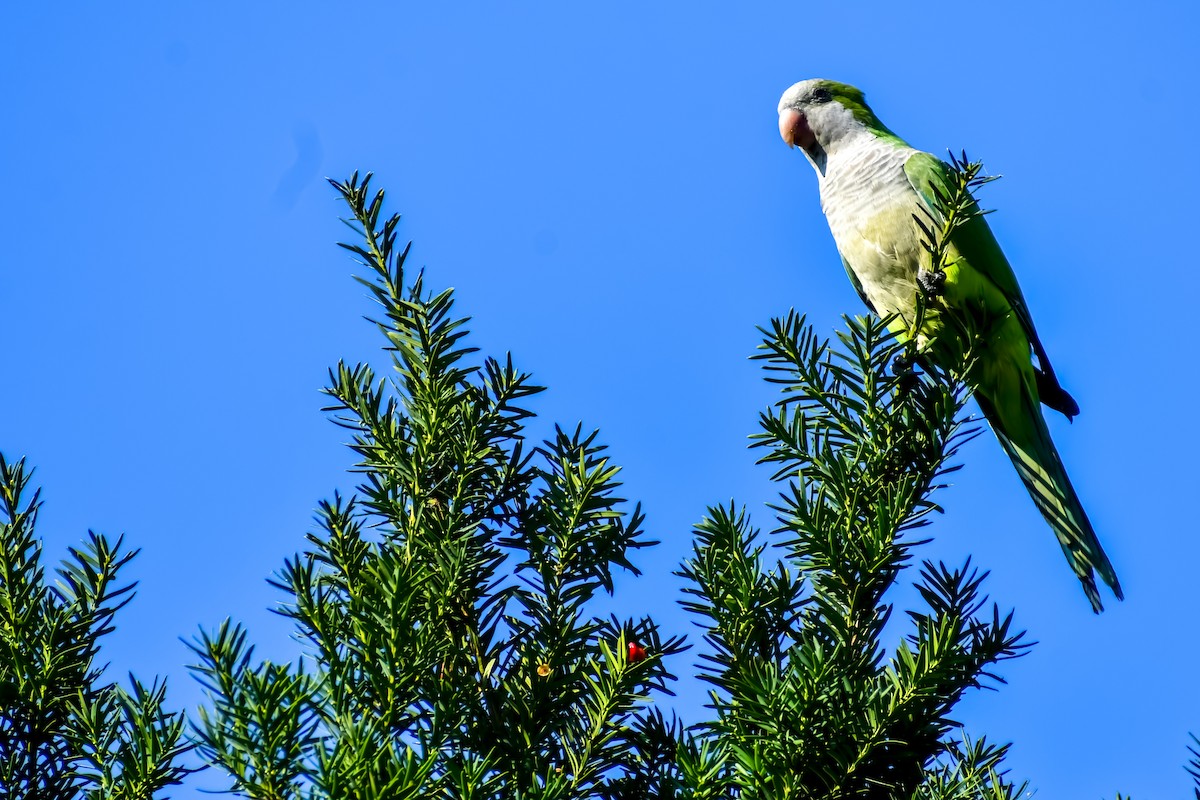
{"left": 672, "top": 312, "right": 1030, "bottom": 799}
{"left": 188, "top": 174, "right": 686, "bottom": 799}
{"left": 0, "top": 455, "right": 193, "bottom": 798}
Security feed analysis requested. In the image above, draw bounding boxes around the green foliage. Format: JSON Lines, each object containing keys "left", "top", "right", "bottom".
{"left": 672, "top": 313, "right": 1030, "bottom": 799}
{"left": 189, "top": 173, "right": 686, "bottom": 799}
{"left": 0, "top": 455, "right": 193, "bottom": 799}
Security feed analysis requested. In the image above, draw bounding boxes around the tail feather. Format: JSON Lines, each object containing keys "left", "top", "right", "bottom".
{"left": 975, "top": 388, "right": 1122, "bottom": 612}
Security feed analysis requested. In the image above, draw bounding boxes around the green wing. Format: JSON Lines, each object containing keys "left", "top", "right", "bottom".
{"left": 903, "top": 151, "right": 1078, "bottom": 417}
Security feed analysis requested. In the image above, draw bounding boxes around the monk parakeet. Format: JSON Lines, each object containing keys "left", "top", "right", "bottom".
{"left": 776, "top": 78, "right": 1121, "bottom": 611}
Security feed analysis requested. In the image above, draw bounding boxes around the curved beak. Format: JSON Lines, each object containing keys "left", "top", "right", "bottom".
{"left": 779, "top": 107, "right": 802, "bottom": 148}
{"left": 778, "top": 106, "right": 814, "bottom": 150}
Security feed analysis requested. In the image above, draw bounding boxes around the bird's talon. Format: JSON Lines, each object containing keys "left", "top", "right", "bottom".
{"left": 891, "top": 354, "right": 920, "bottom": 393}
{"left": 917, "top": 268, "right": 946, "bottom": 297}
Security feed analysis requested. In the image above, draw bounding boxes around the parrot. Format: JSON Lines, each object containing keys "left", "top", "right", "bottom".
{"left": 776, "top": 78, "right": 1120, "bottom": 611}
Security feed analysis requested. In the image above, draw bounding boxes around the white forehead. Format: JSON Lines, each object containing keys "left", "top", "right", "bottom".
{"left": 777, "top": 79, "right": 825, "bottom": 113}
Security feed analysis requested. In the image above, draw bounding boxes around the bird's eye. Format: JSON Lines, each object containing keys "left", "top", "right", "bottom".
{"left": 811, "top": 88, "right": 832, "bottom": 104}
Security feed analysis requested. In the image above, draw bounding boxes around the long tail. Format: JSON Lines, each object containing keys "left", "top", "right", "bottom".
{"left": 975, "top": 380, "right": 1122, "bottom": 612}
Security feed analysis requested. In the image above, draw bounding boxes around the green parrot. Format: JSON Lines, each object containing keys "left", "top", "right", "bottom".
{"left": 776, "top": 78, "right": 1121, "bottom": 611}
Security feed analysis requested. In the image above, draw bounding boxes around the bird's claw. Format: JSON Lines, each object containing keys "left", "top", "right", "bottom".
{"left": 891, "top": 352, "right": 920, "bottom": 393}
{"left": 917, "top": 267, "right": 946, "bottom": 297}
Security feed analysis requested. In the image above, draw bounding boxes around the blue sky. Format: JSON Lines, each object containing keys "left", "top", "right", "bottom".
{"left": 3, "top": 2, "right": 1199, "bottom": 796}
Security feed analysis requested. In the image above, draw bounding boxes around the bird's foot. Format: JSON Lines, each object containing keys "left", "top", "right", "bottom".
{"left": 890, "top": 353, "right": 920, "bottom": 393}
{"left": 917, "top": 267, "right": 946, "bottom": 297}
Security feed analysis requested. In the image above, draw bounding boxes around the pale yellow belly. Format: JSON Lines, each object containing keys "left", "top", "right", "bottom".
{"left": 819, "top": 142, "right": 929, "bottom": 325}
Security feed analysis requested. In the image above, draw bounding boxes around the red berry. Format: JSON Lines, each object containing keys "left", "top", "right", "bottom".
{"left": 627, "top": 642, "right": 647, "bottom": 663}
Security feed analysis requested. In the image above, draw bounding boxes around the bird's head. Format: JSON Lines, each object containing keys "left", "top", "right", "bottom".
{"left": 777, "top": 79, "right": 897, "bottom": 169}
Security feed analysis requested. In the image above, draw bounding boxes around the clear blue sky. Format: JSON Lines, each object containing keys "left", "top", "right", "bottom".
{"left": 3, "top": 2, "right": 1198, "bottom": 796}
